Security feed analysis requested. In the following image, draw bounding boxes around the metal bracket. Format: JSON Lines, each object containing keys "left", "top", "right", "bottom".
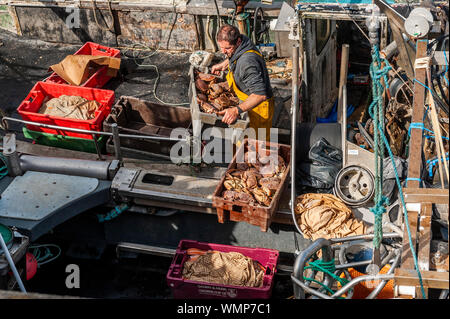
{"left": 2, "top": 133, "right": 23, "bottom": 177}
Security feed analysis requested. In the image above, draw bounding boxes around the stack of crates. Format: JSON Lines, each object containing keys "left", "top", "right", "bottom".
{"left": 18, "top": 42, "right": 120, "bottom": 153}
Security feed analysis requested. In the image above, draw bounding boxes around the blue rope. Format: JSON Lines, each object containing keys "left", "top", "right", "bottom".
{"left": 407, "top": 122, "right": 424, "bottom": 137}
{"left": 427, "top": 153, "right": 450, "bottom": 177}
{"left": 405, "top": 177, "right": 422, "bottom": 187}
{"left": 374, "top": 120, "right": 427, "bottom": 298}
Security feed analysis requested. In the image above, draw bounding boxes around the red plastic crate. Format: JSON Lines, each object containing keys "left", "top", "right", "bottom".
{"left": 166, "top": 240, "right": 279, "bottom": 299}
{"left": 17, "top": 81, "right": 114, "bottom": 139}
{"left": 45, "top": 42, "right": 121, "bottom": 88}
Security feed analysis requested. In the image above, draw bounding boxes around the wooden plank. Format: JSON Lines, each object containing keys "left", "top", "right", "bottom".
{"left": 403, "top": 188, "right": 449, "bottom": 204}
{"left": 405, "top": 40, "right": 428, "bottom": 188}
{"left": 337, "top": 44, "right": 349, "bottom": 124}
{"left": 394, "top": 268, "right": 449, "bottom": 290}
{"left": 417, "top": 203, "right": 432, "bottom": 271}
{"left": 401, "top": 211, "right": 418, "bottom": 269}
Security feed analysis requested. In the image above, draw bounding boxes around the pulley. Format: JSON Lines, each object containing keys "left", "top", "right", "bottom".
{"left": 334, "top": 165, "right": 375, "bottom": 207}
{"left": 404, "top": 7, "right": 434, "bottom": 38}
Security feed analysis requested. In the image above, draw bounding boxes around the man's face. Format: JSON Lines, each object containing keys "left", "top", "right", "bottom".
{"left": 218, "top": 38, "right": 241, "bottom": 58}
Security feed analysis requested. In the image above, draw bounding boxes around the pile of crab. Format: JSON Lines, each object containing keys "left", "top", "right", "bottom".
{"left": 194, "top": 71, "right": 240, "bottom": 114}
{"left": 222, "top": 149, "right": 287, "bottom": 207}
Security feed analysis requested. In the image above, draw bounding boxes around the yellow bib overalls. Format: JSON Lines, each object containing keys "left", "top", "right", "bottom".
{"left": 226, "top": 49, "right": 274, "bottom": 142}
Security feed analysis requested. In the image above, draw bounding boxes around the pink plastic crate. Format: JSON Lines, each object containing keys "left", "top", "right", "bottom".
{"left": 45, "top": 42, "right": 121, "bottom": 88}
{"left": 166, "top": 240, "right": 279, "bottom": 299}
{"left": 17, "top": 81, "right": 114, "bottom": 139}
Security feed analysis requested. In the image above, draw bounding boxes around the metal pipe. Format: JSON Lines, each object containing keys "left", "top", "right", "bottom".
{"left": 91, "top": 134, "right": 104, "bottom": 161}
{"left": 366, "top": 249, "right": 401, "bottom": 299}
{"left": 292, "top": 238, "right": 332, "bottom": 299}
{"left": 330, "top": 273, "right": 395, "bottom": 298}
{"left": 19, "top": 154, "right": 112, "bottom": 180}
{"left": 290, "top": 275, "right": 333, "bottom": 299}
{"left": 342, "top": 84, "right": 347, "bottom": 166}
{"left": 290, "top": 43, "right": 304, "bottom": 238}
{"left": 329, "top": 232, "right": 402, "bottom": 244}
{"left": 1, "top": 117, "right": 185, "bottom": 142}
{"left": 0, "top": 231, "right": 26, "bottom": 293}
{"left": 111, "top": 123, "right": 122, "bottom": 162}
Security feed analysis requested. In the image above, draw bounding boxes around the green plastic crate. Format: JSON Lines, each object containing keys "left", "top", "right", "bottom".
{"left": 22, "top": 127, "right": 107, "bottom": 154}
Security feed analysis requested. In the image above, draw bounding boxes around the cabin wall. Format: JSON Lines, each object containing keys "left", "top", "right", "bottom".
{"left": 303, "top": 18, "right": 338, "bottom": 122}
{"left": 4, "top": 2, "right": 284, "bottom": 52}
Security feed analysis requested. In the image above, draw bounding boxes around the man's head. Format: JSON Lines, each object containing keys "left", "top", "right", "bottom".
{"left": 216, "top": 24, "right": 242, "bottom": 58}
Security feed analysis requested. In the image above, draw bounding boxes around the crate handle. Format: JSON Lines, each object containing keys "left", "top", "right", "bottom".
{"left": 26, "top": 92, "right": 38, "bottom": 103}
{"left": 174, "top": 253, "right": 184, "bottom": 267}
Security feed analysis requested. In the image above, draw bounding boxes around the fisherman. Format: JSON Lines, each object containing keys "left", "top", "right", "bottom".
{"left": 211, "top": 24, "right": 274, "bottom": 142}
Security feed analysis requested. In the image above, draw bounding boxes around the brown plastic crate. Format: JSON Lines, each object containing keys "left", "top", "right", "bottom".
{"left": 212, "top": 138, "right": 291, "bottom": 232}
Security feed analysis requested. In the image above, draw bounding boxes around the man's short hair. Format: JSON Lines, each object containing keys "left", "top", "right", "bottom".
{"left": 216, "top": 24, "right": 241, "bottom": 45}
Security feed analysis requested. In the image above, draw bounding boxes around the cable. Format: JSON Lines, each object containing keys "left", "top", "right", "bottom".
{"left": 90, "top": 0, "right": 115, "bottom": 33}
{"left": 28, "top": 244, "right": 62, "bottom": 266}
{"left": 123, "top": 45, "right": 190, "bottom": 106}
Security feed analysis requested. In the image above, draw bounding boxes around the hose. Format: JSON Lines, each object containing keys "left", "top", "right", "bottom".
{"left": 213, "top": 0, "right": 222, "bottom": 29}
{"left": 206, "top": 16, "right": 218, "bottom": 52}
{"left": 253, "top": 6, "right": 269, "bottom": 45}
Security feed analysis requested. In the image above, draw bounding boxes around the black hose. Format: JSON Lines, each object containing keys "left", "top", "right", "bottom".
{"left": 213, "top": 0, "right": 222, "bottom": 29}
{"left": 253, "top": 6, "right": 270, "bottom": 45}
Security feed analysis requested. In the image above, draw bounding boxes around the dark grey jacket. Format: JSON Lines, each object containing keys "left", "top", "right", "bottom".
{"left": 228, "top": 35, "right": 273, "bottom": 99}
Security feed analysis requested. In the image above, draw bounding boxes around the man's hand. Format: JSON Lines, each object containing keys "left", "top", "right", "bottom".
{"left": 218, "top": 107, "right": 239, "bottom": 125}
{"left": 210, "top": 64, "right": 222, "bottom": 75}
{"left": 210, "top": 59, "right": 229, "bottom": 75}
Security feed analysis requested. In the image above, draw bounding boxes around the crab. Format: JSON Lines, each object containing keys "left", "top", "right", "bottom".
{"left": 224, "top": 169, "right": 246, "bottom": 191}
{"left": 259, "top": 177, "right": 281, "bottom": 196}
{"left": 242, "top": 168, "right": 262, "bottom": 189}
{"left": 197, "top": 93, "right": 208, "bottom": 102}
{"left": 222, "top": 190, "right": 255, "bottom": 204}
{"left": 251, "top": 188, "right": 272, "bottom": 206}
{"left": 213, "top": 95, "right": 235, "bottom": 109}
{"left": 258, "top": 155, "right": 286, "bottom": 178}
{"left": 197, "top": 72, "right": 217, "bottom": 82}
{"left": 197, "top": 98, "right": 218, "bottom": 114}
{"left": 208, "top": 83, "right": 224, "bottom": 98}
{"left": 195, "top": 78, "right": 209, "bottom": 93}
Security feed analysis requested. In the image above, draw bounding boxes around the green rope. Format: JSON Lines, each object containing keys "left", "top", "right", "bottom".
{"left": 368, "top": 45, "right": 426, "bottom": 299}
{"left": 368, "top": 44, "right": 391, "bottom": 250}
{"left": 303, "top": 259, "right": 350, "bottom": 298}
{"left": 0, "top": 153, "right": 8, "bottom": 180}
{"left": 97, "top": 204, "right": 129, "bottom": 223}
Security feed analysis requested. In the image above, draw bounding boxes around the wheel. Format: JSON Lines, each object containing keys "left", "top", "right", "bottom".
{"left": 334, "top": 165, "right": 375, "bottom": 207}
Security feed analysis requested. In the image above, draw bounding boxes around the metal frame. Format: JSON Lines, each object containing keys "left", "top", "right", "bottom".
{"left": 291, "top": 234, "right": 403, "bottom": 299}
